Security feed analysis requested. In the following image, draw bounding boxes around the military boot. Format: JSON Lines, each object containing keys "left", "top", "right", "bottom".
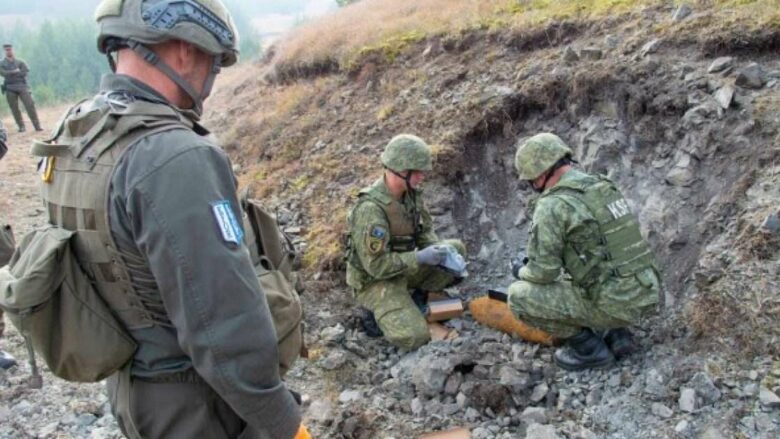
{"left": 554, "top": 328, "right": 615, "bottom": 371}
{"left": 0, "top": 350, "right": 17, "bottom": 370}
{"left": 604, "top": 328, "right": 636, "bottom": 359}
{"left": 360, "top": 307, "right": 383, "bottom": 338}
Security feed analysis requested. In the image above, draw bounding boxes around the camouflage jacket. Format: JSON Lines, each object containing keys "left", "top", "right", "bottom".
{"left": 519, "top": 169, "right": 659, "bottom": 309}
{"left": 346, "top": 177, "right": 438, "bottom": 290}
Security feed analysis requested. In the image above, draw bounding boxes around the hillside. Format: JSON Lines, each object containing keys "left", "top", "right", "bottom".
{"left": 203, "top": 0, "right": 780, "bottom": 437}
{"left": 1, "top": 1, "right": 779, "bottom": 438}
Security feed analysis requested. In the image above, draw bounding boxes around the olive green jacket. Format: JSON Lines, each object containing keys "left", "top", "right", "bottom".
{"left": 0, "top": 57, "right": 30, "bottom": 92}
{"left": 103, "top": 74, "right": 300, "bottom": 437}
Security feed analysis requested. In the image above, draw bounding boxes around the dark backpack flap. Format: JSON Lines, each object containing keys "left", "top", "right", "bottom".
{"left": 240, "top": 195, "right": 304, "bottom": 376}
{"left": 257, "top": 267, "right": 303, "bottom": 376}
{"left": 0, "top": 226, "right": 136, "bottom": 382}
{"left": 0, "top": 224, "right": 14, "bottom": 267}
{"left": 241, "top": 196, "right": 297, "bottom": 280}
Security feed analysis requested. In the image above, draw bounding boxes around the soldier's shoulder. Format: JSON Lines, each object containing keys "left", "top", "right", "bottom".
{"left": 534, "top": 194, "right": 576, "bottom": 220}
{"left": 350, "top": 199, "right": 387, "bottom": 222}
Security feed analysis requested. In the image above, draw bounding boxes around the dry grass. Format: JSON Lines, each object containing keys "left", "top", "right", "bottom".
{"left": 270, "top": 0, "right": 778, "bottom": 77}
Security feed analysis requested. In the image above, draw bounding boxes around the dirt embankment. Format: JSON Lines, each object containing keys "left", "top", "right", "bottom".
{"left": 1, "top": 2, "right": 780, "bottom": 438}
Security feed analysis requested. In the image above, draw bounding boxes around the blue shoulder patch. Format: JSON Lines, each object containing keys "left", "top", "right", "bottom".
{"left": 211, "top": 200, "right": 244, "bottom": 245}
{"left": 370, "top": 225, "right": 387, "bottom": 239}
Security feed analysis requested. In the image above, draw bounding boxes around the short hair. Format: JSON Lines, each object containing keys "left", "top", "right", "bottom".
{"left": 2, "top": 44, "right": 12, "bottom": 49}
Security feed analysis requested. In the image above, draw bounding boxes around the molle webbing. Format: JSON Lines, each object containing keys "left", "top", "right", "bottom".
{"left": 382, "top": 199, "right": 418, "bottom": 252}
{"left": 554, "top": 178, "right": 654, "bottom": 289}
{"left": 33, "top": 96, "right": 192, "bottom": 330}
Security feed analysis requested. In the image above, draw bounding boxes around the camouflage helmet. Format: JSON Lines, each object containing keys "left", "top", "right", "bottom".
{"left": 95, "top": 0, "right": 240, "bottom": 67}
{"left": 514, "top": 133, "right": 574, "bottom": 180}
{"left": 381, "top": 134, "right": 433, "bottom": 172}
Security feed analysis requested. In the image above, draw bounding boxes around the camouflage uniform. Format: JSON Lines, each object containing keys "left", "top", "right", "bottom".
{"left": 508, "top": 162, "right": 659, "bottom": 339}
{"left": 346, "top": 135, "right": 465, "bottom": 350}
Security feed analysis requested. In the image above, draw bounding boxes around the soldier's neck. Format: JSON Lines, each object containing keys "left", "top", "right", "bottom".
{"left": 544, "top": 165, "right": 572, "bottom": 190}
{"left": 384, "top": 174, "right": 407, "bottom": 201}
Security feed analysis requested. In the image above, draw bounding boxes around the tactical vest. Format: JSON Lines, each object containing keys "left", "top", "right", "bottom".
{"left": 545, "top": 175, "right": 655, "bottom": 290}
{"left": 347, "top": 184, "right": 421, "bottom": 267}
{"left": 31, "top": 91, "right": 194, "bottom": 331}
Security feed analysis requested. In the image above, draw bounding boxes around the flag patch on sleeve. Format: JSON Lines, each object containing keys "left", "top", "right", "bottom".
{"left": 211, "top": 200, "right": 244, "bottom": 245}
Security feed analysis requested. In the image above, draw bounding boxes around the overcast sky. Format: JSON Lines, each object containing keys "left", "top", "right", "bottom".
{"left": 0, "top": 0, "right": 338, "bottom": 36}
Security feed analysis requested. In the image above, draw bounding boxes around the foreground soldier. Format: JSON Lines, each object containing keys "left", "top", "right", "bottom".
{"left": 346, "top": 134, "right": 466, "bottom": 350}
{"left": 0, "top": 122, "right": 17, "bottom": 369}
{"left": 33, "top": 0, "right": 301, "bottom": 437}
{"left": 0, "top": 119, "right": 7, "bottom": 160}
{"left": 508, "top": 133, "right": 660, "bottom": 371}
{"left": 0, "top": 44, "right": 42, "bottom": 132}
{"left": 0, "top": 221, "right": 17, "bottom": 370}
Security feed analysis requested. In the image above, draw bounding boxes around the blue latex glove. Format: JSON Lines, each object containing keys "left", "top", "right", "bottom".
{"left": 510, "top": 249, "right": 528, "bottom": 280}
{"left": 416, "top": 245, "right": 448, "bottom": 266}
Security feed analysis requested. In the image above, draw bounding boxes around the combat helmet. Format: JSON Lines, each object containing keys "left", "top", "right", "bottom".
{"left": 95, "top": 0, "right": 240, "bottom": 114}
{"left": 381, "top": 134, "right": 433, "bottom": 172}
{"left": 514, "top": 133, "right": 574, "bottom": 180}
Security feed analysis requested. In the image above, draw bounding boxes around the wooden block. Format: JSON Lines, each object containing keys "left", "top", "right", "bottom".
{"left": 419, "top": 427, "right": 471, "bottom": 439}
{"left": 426, "top": 298, "right": 464, "bottom": 322}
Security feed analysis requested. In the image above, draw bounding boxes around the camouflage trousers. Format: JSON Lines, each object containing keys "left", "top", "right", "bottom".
{"left": 507, "top": 270, "right": 659, "bottom": 339}
{"left": 355, "top": 239, "right": 465, "bottom": 350}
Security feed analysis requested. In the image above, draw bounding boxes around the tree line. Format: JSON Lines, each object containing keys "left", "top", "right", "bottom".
{"left": 0, "top": 9, "right": 260, "bottom": 116}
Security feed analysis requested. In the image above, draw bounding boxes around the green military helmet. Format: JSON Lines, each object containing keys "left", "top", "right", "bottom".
{"left": 95, "top": 0, "right": 240, "bottom": 67}
{"left": 381, "top": 134, "right": 433, "bottom": 172}
{"left": 514, "top": 133, "right": 574, "bottom": 180}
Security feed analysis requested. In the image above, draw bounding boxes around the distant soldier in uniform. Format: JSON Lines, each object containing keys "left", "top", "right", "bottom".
{"left": 0, "top": 44, "right": 42, "bottom": 132}
{"left": 30, "top": 0, "right": 306, "bottom": 437}
{"left": 508, "top": 133, "right": 660, "bottom": 371}
{"left": 346, "top": 134, "right": 466, "bottom": 350}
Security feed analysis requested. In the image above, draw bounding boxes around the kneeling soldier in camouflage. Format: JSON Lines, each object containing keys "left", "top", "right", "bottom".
{"left": 508, "top": 133, "right": 660, "bottom": 371}
{"left": 346, "top": 135, "right": 466, "bottom": 350}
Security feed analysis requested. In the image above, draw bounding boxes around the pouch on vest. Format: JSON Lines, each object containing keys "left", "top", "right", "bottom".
{"left": 0, "top": 226, "right": 137, "bottom": 382}
{"left": 240, "top": 194, "right": 304, "bottom": 376}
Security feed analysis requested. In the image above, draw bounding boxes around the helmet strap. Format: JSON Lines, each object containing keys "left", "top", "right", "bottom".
{"left": 388, "top": 168, "right": 415, "bottom": 194}
{"left": 126, "top": 40, "right": 206, "bottom": 116}
{"left": 200, "top": 55, "right": 222, "bottom": 101}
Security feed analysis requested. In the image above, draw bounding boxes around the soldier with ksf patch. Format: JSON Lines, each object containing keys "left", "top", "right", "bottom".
{"left": 346, "top": 134, "right": 466, "bottom": 350}
{"left": 508, "top": 133, "right": 660, "bottom": 371}
{"left": 28, "top": 0, "right": 306, "bottom": 437}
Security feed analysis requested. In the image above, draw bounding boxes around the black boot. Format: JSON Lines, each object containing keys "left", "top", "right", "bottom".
{"left": 554, "top": 328, "right": 615, "bottom": 371}
{"left": 360, "top": 308, "right": 383, "bottom": 338}
{"left": 604, "top": 328, "right": 636, "bottom": 359}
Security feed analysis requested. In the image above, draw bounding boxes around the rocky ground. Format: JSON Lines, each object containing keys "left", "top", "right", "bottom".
{"left": 1, "top": 2, "right": 780, "bottom": 438}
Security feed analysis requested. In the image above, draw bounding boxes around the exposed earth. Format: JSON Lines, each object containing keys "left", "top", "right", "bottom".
{"left": 1, "top": 2, "right": 780, "bottom": 438}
